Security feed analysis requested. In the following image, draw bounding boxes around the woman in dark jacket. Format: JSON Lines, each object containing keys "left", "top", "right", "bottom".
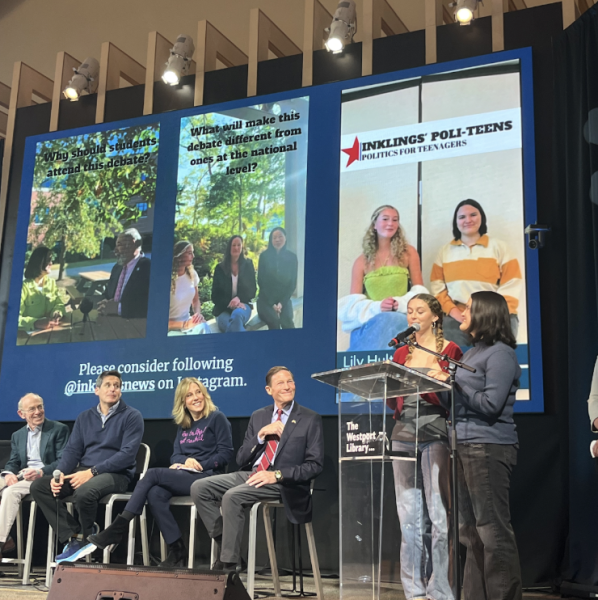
{"left": 211, "top": 235, "right": 257, "bottom": 333}
{"left": 431, "top": 290, "right": 522, "bottom": 600}
{"left": 257, "top": 227, "right": 298, "bottom": 329}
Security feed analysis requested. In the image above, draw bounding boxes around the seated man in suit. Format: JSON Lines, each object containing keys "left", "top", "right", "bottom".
{"left": 0, "top": 393, "right": 69, "bottom": 560}
{"left": 98, "top": 228, "right": 151, "bottom": 319}
{"left": 191, "top": 366, "right": 324, "bottom": 570}
{"left": 31, "top": 370, "right": 144, "bottom": 563}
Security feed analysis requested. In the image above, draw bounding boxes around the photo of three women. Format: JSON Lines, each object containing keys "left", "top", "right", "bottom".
{"left": 168, "top": 227, "right": 299, "bottom": 334}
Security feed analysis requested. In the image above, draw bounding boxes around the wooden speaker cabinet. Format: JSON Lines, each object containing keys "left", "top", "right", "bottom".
{"left": 47, "top": 563, "right": 252, "bottom": 600}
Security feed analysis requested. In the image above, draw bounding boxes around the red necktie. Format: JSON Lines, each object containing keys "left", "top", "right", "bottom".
{"left": 256, "top": 409, "right": 283, "bottom": 472}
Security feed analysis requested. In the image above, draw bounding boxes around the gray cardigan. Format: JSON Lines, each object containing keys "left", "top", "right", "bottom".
{"left": 453, "top": 341, "right": 521, "bottom": 444}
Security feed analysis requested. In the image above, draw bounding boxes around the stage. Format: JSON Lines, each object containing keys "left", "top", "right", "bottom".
{"left": 0, "top": 568, "right": 569, "bottom": 600}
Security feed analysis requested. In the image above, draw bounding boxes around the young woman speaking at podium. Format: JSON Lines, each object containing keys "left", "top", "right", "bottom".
{"left": 388, "top": 293, "right": 462, "bottom": 600}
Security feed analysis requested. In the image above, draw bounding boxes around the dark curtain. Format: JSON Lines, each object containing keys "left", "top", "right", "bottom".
{"left": 0, "top": 137, "right": 4, "bottom": 189}
{"left": 554, "top": 5, "right": 598, "bottom": 586}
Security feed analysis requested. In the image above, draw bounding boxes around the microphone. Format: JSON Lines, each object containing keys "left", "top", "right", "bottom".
{"left": 388, "top": 323, "right": 421, "bottom": 347}
{"left": 53, "top": 470, "right": 62, "bottom": 483}
{"left": 80, "top": 297, "right": 93, "bottom": 323}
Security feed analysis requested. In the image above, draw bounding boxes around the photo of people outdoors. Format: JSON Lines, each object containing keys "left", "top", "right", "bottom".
{"left": 170, "top": 97, "right": 307, "bottom": 336}
{"left": 337, "top": 61, "right": 530, "bottom": 400}
{"left": 17, "top": 123, "right": 159, "bottom": 345}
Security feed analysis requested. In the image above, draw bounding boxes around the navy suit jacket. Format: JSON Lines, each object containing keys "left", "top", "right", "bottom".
{"left": 105, "top": 256, "right": 151, "bottom": 319}
{"left": 4, "top": 419, "right": 70, "bottom": 476}
{"left": 236, "top": 402, "right": 324, "bottom": 524}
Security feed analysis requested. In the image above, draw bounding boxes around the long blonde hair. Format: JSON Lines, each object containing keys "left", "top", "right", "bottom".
{"left": 172, "top": 377, "right": 217, "bottom": 430}
{"left": 362, "top": 205, "right": 409, "bottom": 268}
{"left": 405, "top": 294, "right": 446, "bottom": 365}
{"left": 171, "top": 241, "right": 196, "bottom": 294}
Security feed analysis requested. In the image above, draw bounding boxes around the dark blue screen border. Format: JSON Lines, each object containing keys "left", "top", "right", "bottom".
{"left": 0, "top": 47, "right": 543, "bottom": 420}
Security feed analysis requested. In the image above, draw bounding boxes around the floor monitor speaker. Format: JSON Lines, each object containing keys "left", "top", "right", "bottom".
{"left": 47, "top": 562, "right": 252, "bottom": 600}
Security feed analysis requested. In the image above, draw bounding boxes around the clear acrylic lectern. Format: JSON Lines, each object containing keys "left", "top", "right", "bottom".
{"left": 312, "top": 361, "right": 451, "bottom": 600}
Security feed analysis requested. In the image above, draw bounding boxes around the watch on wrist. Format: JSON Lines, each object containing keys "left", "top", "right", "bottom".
{"left": 274, "top": 470, "right": 283, "bottom": 482}
{"left": 91, "top": 466, "right": 99, "bottom": 477}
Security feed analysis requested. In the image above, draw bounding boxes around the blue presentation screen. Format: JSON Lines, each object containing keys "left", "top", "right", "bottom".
{"left": 0, "top": 49, "right": 544, "bottom": 420}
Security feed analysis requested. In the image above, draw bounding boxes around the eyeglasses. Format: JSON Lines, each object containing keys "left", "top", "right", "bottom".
{"left": 22, "top": 405, "right": 44, "bottom": 414}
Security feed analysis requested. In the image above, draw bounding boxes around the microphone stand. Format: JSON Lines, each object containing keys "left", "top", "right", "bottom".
{"left": 405, "top": 339, "right": 475, "bottom": 600}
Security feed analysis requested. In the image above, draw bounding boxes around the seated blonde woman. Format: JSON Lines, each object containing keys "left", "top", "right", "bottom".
{"left": 338, "top": 205, "right": 428, "bottom": 351}
{"left": 168, "top": 241, "right": 210, "bottom": 334}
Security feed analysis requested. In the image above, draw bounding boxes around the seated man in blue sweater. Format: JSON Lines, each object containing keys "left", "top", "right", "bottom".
{"left": 31, "top": 370, "right": 144, "bottom": 563}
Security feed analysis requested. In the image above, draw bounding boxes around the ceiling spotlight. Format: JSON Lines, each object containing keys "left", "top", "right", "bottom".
{"left": 162, "top": 34, "right": 195, "bottom": 86}
{"left": 325, "top": 0, "right": 357, "bottom": 54}
{"left": 63, "top": 57, "right": 100, "bottom": 101}
{"left": 453, "top": 0, "right": 478, "bottom": 25}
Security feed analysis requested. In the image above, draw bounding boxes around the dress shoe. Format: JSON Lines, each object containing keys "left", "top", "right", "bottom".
{"left": 212, "top": 559, "right": 237, "bottom": 573}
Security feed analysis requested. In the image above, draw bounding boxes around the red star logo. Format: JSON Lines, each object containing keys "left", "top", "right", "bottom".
{"left": 342, "top": 136, "right": 360, "bottom": 167}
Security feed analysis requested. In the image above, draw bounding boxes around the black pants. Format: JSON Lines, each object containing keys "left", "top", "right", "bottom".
{"left": 458, "top": 443, "right": 522, "bottom": 600}
{"left": 124, "top": 468, "right": 207, "bottom": 544}
{"left": 31, "top": 471, "right": 129, "bottom": 544}
{"left": 257, "top": 298, "right": 295, "bottom": 330}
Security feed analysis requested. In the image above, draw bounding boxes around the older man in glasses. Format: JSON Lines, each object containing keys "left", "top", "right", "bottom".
{"left": 0, "top": 393, "right": 69, "bottom": 560}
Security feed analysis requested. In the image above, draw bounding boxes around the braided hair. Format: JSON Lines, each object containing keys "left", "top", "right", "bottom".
{"left": 405, "top": 293, "right": 445, "bottom": 365}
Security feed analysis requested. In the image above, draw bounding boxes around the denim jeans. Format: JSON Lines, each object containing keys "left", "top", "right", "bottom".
{"left": 458, "top": 443, "right": 522, "bottom": 600}
{"left": 216, "top": 304, "right": 252, "bottom": 333}
{"left": 349, "top": 311, "right": 408, "bottom": 351}
{"left": 392, "top": 440, "right": 454, "bottom": 600}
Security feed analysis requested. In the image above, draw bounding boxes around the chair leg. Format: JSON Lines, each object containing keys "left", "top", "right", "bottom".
{"left": 188, "top": 505, "right": 196, "bottom": 569}
{"left": 103, "top": 500, "right": 114, "bottom": 564}
{"left": 140, "top": 507, "right": 149, "bottom": 566}
{"left": 160, "top": 533, "right": 167, "bottom": 563}
{"left": 127, "top": 518, "right": 136, "bottom": 565}
{"left": 210, "top": 538, "right": 217, "bottom": 569}
{"left": 46, "top": 525, "right": 55, "bottom": 588}
{"left": 16, "top": 504, "right": 24, "bottom": 578}
{"left": 23, "top": 502, "right": 36, "bottom": 586}
{"left": 247, "top": 503, "right": 260, "bottom": 599}
{"left": 263, "top": 505, "right": 281, "bottom": 597}
{"left": 305, "top": 522, "right": 324, "bottom": 600}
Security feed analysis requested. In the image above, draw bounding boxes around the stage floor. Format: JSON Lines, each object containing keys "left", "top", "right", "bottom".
{"left": 0, "top": 568, "right": 567, "bottom": 599}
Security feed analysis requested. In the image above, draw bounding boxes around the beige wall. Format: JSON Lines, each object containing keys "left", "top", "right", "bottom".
{"left": 0, "top": 0, "right": 554, "bottom": 91}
